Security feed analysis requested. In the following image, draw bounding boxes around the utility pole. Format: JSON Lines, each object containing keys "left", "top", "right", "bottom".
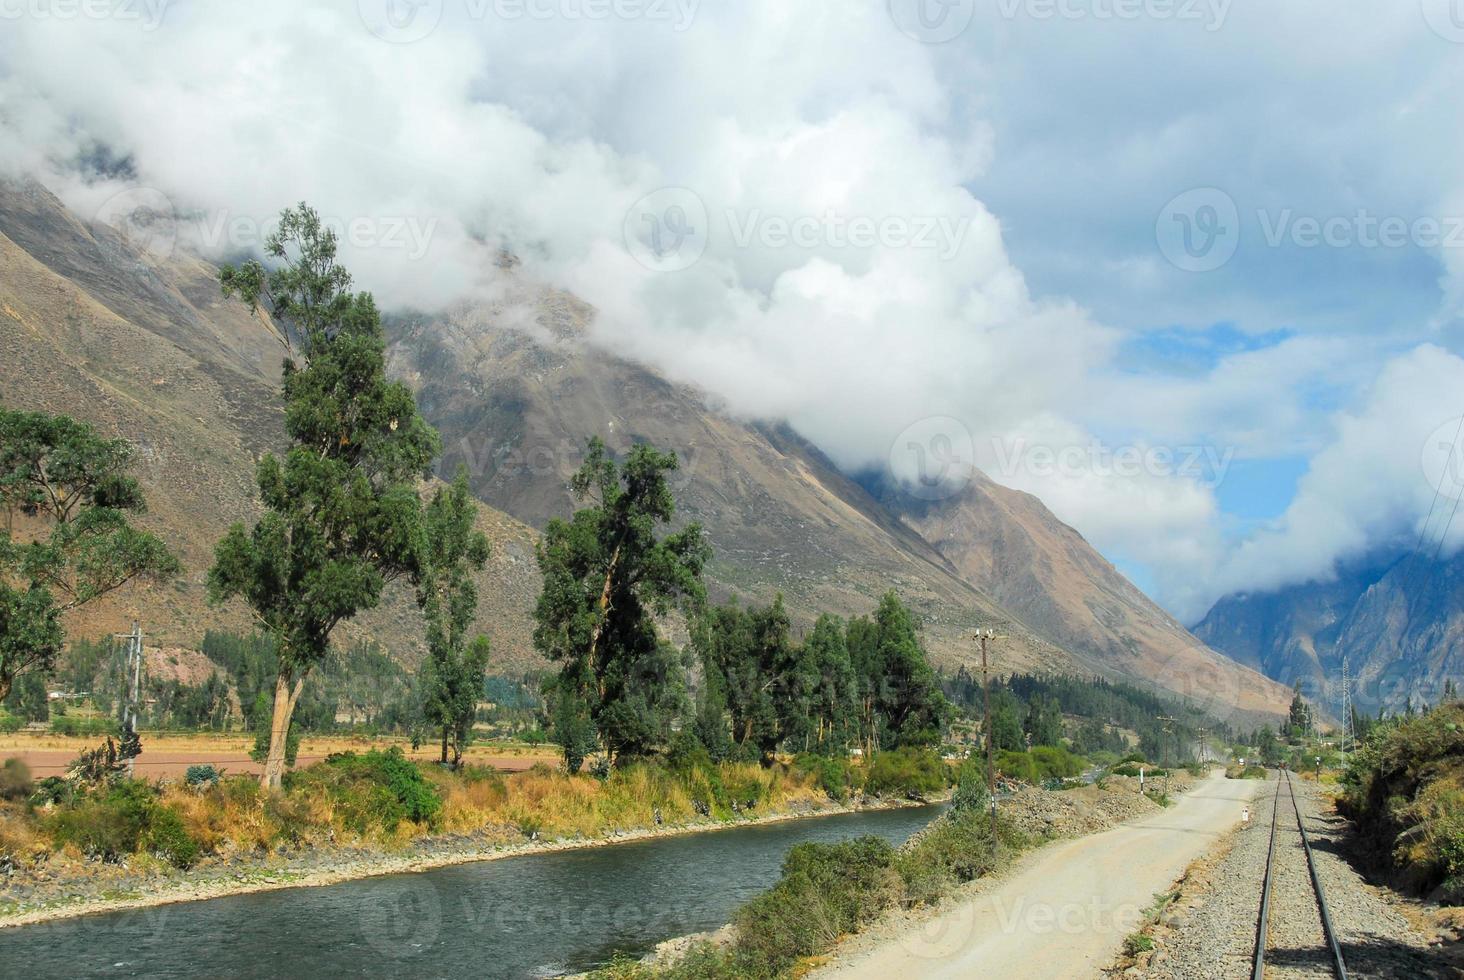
{"left": 978, "top": 628, "right": 997, "bottom": 850}
{"left": 1196, "top": 727, "right": 1210, "bottom": 767}
{"left": 114, "top": 623, "right": 144, "bottom": 776}
{"left": 1157, "top": 715, "right": 1176, "bottom": 798}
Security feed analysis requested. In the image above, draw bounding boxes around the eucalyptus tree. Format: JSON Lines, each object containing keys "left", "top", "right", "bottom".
{"left": 533, "top": 437, "right": 708, "bottom": 764}
{"left": 209, "top": 204, "right": 440, "bottom": 789}
{"left": 0, "top": 409, "right": 178, "bottom": 702}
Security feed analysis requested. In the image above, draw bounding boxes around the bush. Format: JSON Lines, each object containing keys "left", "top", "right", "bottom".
{"left": 794, "top": 753, "right": 861, "bottom": 802}
{"left": 0, "top": 759, "right": 32, "bottom": 801}
{"left": 735, "top": 836, "right": 902, "bottom": 973}
{"left": 0, "top": 710, "right": 22, "bottom": 734}
{"left": 950, "top": 763, "right": 990, "bottom": 814}
{"left": 896, "top": 809, "right": 995, "bottom": 905}
{"left": 864, "top": 748, "right": 946, "bottom": 798}
{"left": 185, "top": 765, "right": 221, "bottom": 788}
{"left": 48, "top": 780, "right": 201, "bottom": 868}
{"left": 290, "top": 748, "right": 441, "bottom": 833}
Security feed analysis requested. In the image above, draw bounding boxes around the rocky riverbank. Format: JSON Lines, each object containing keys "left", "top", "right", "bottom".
{"left": 0, "top": 793, "right": 940, "bottom": 930}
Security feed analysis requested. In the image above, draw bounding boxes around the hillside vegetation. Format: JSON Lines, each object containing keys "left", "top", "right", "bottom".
{"left": 1340, "top": 700, "right": 1464, "bottom": 902}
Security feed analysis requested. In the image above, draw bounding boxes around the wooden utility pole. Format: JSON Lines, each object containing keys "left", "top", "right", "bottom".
{"left": 1157, "top": 714, "right": 1176, "bottom": 798}
{"left": 978, "top": 628, "right": 997, "bottom": 847}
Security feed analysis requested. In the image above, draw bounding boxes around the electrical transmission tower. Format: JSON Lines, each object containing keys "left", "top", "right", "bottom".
{"left": 1340, "top": 656, "right": 1354, "bottom": 762}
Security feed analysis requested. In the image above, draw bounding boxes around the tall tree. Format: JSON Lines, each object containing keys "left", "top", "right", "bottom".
{"left": 0, "top": 409, "right": 178, "bottom": 701}
{"left": 209, "top": 204, "right": 440, "bottom": 789}
{"left": 533, "top": 437, "right": 708, "bottom": 763}
{"left": 415, "top": 470, "right": 492, "bottom": 767}
{"left": 868, "top": 592, "right": 948, "bottom": 748}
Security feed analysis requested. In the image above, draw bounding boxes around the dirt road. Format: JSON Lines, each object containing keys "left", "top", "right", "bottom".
{"left": 816, "top": 770, "right": 1263, "bottom": 980}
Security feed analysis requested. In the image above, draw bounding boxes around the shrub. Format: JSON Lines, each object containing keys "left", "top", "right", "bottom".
{"left": 0, "top": 759, "right": 32, "bottom": 801}
{"left": 735, "top": 836, "right": 901, "bottom": 972}
{"left": 47, "top": 780, "right": 201, "bottom": 868}
{"left": 144, "top": 804, "right": 201, "bottom": 868}
{"left": 864, "top": 748, "right": 946, "bottom": 798}
{"left": 896, "top": 809, "right": 995, "bottom": 905}
{"left": 0, "top": 710, "right": 22, "bottom": 734}
{"left": 185, "top": 765, "right": 221, "bottom": 788}
{"left": 950, "top": 764, "right": 990, "bottom": 814}
{"left": 290, "top": 748, "right": 441, "bottom": 833}
{"left": 794, "top": 753, "right": 861, "bottom": 802}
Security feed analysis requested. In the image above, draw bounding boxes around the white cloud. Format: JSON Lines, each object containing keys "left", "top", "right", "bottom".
{"left": 1, "top": 1, "right": 1462, "bottom": 624}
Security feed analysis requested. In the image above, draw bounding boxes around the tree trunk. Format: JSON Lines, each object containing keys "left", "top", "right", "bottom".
{"left": 440, "top": 726, "right": 449, "bottom": 765}
{"left": 261, "top": 672, "right": 304, "bottom": 791}
{"left": 585, "top": 543, "right": 622, "bottom": 697}
{"left": 0, "top": 675, "right": 10, "bottom": 705}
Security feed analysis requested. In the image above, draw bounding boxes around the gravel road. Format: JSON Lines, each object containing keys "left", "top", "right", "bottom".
{"left": 1145, "top": 773, "right": 1446, "bottom": 980}
{"left": 815, "top": 770, "right": 1262, "bottom": 980}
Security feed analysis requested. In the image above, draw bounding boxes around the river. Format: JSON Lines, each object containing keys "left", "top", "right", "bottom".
{"left": 0, "top": 803, "right": 942, "bottom": 979}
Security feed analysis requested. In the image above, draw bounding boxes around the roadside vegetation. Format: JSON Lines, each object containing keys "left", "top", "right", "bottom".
{"left": 1339, "top": 699, "right": 1464, "bottom": 902}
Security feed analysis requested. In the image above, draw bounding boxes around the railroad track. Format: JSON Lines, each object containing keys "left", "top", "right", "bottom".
{"left": 1252, "top": 768, "right": 1349, "bottom": 979}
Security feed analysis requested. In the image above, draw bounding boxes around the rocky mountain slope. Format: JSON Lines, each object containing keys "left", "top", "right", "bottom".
{"left": 0, "top": 179, "right": 541, "bottom": 668}
{"left": 0, "top": 178, "right": 1291, "bottom": 719}
{"left": 1194, "top": 549, "right": 1464, "bottom": 711}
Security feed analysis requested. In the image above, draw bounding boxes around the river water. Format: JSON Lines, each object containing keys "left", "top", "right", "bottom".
{"left": 0, "top": 804, "right": 941, "bottom": 979}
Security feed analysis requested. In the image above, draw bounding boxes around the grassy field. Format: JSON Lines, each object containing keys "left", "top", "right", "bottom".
{"left": 0, "top": 731, "right": 562, "bottom": 778}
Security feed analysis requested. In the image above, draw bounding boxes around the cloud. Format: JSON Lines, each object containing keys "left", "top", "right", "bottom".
{"left": 1, "top": 1, "right": 1462, "bottom": 625}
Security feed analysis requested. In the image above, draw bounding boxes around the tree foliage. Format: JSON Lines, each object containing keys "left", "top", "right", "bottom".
{"left": 415, "top": 470, "right": 492, "bottom": 767}
{"left": 0, "top": 409, "right": 177, "bottom": 701}
{"left": 208, "top": 203, "right": 440, "bottom": 788}
{"left": 534, "top": 437, "right": 709, "bottom": 764}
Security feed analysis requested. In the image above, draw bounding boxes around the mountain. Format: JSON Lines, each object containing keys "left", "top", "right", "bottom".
{"left": 873, "top": 471, "right": 1294, "bottom": 723}
{"left": 0, "top": 179, "right": 542, "bottom": 668}
{"left": 1194, "top": 549, "right": 1464, "bottom": 711}
{"left": 0, "top": 177, "right": 1291, "bottom": 720}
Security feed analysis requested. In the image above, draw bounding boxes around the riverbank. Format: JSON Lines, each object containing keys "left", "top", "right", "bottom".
{"left": 591, "top": 770, "right": 1203, "bottom": 978}
{"left": 0, "top": 789, "right": 940, "bottom": 930}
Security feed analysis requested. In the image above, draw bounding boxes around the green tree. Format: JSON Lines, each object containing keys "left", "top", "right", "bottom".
{"left": 989, "top": 689, "right": 1025, "bottom": 751}
{"left": 1024, "top": 693, "right": 1064, "bottom": 747}
{"left": 0, "top": 409, "right": 178, "bottom": 702}
{"left": 208, "top": 204, "right": 440, "bottom": 789}
{"left": 1287, "top": 681, "right": 1313, "bottom": 739}
{"left": 533, "top": 438, "right": 708, "bottom": 763}
{"left": 549, "top": 683, "right": 598, "bottom": 774}
{"left": 415, "top": 470, "right": 492, "bottom": 767}
{"left": 801, "top": 614, "right": 856, "bottom": 754}
{"left": 868, "top": 592, "right": 948, "bottom": 749}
